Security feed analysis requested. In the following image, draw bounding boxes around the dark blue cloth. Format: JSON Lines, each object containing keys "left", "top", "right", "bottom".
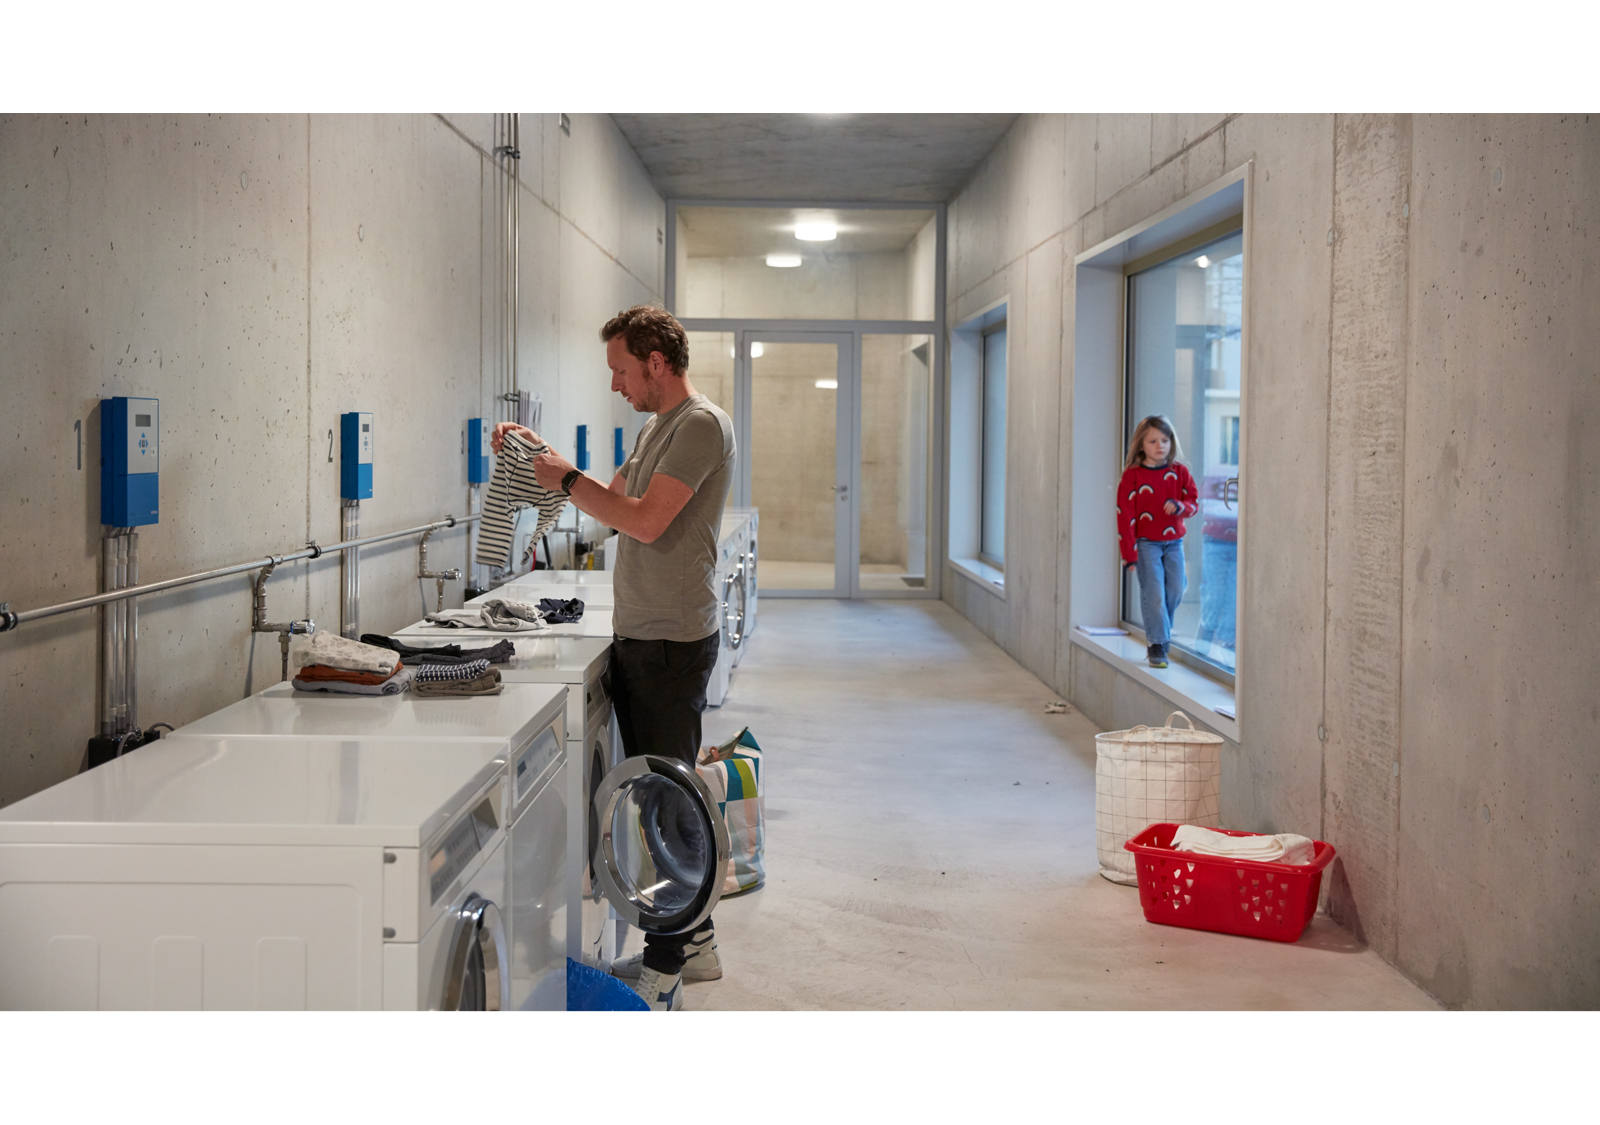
{"left": 537, "top": 597, "right": 585, "bottom": 623}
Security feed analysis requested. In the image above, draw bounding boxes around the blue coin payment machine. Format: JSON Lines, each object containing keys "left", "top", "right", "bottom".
{"left": 101, "top": 397, "right": 159, "bottom": 526}
{"left": 341, "top": 412, "right": 374, "bottom": 500}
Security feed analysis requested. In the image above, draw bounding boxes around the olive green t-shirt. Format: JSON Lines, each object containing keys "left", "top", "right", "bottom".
{"left": 613, "top": 394, "right": 736, "bottom": 642}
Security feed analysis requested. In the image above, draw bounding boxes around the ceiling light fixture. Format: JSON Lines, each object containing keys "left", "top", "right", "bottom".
{"left": 751, "top": 343, "right": 764, "bottom": 358}
{"left": 1195, "top": 254, "right": 1212, "bottom": 269}
{"left": 766, "top": 253, "right": 802, "bottom": 268}
{"left": 815, "top": 378, "right": 838, "bottom": 390}
{"left": 794, "top": 221, "right": 837, "bottom": 242}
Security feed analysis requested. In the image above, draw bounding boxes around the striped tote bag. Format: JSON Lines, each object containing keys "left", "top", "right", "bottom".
{"left": 695, "top": 727, "right": 766, "bottom": 895}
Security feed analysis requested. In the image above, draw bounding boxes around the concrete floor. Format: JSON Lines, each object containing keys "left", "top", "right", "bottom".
{"left": 621, "top": 598, "right": 1442, "bottom": 1010}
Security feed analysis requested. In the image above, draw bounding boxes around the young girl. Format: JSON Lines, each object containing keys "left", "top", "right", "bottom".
{"left": 1117, "top": 415, "right": 1198, "bottom": 668}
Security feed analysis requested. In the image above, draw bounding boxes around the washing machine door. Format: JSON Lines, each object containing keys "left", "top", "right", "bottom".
{"left": 591, "top": 756, "right": 729, "bottom": 935}
{"left": 440, "top": 894, "right": 510, "bottom": 1011}
{"left": 721, "top": 562, "right": 746, "bottom": 652}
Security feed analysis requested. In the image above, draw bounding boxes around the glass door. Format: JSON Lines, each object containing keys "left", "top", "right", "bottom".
{"left": 740, "top": 331, "right": 853, "bottom": 596}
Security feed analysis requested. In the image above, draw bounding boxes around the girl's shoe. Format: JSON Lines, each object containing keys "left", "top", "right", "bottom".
{"left": 1147, "top": 645, "right": 1168, "bottom": 668}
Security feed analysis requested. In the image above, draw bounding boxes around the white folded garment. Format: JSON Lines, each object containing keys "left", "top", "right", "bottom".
{"left": 291, "top": 631, "right": 403, "bottom": 675}
{"left": 425, "top": 599, "right": 549, "bottom": 632}
{"left": 1171, "top": 824, "right": 1317, "bottom": 865}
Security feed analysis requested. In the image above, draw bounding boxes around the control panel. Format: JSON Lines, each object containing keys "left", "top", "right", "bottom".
{"left": 340, "top": 411, "right": 373, "bottom": 500}
{"left": 467, "top": 417, "right": 490, "bottom": 484}
{"left": 101, "top": 396, "right": 159, "bottom": 526}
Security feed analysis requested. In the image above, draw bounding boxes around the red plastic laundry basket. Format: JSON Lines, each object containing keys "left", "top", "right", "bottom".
{"left": 1123, "top": 823, "right": 1337, "bottom": 943}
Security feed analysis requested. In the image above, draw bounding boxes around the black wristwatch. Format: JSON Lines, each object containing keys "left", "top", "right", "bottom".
{"left": 560, "top": 468, "right": 582, "bottom": 495}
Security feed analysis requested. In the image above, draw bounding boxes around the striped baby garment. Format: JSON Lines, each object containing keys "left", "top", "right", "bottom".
{"left": 475, "top": 429, "right": 569, "bottom": 568}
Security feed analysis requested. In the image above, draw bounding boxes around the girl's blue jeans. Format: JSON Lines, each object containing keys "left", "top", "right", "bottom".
{"left": 1135, "top": 538, "right": 1187, "bottom": 648}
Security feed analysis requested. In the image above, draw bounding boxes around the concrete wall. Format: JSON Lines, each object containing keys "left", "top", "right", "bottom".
{"left": 0, "top": 112, "right": 663, "bottom": 807}
{"left": 944, "top": 112, "right": 1600, "bottom": 1009}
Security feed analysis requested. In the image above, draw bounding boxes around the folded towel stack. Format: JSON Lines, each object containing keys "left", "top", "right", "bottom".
{"left": 291, "top": 632, "right": 410, "bottom": 695}
{"left": 424, "top": 599, "right": 549, "bottom": 632}
{"left": 413, "top": 657, "right": 502, "bottom": 697}
{"left": 1171, "top": 824, "right": 1317, "bottom": 865}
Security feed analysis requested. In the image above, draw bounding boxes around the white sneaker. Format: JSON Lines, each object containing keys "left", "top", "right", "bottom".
{"left": 610, "top": 932, "right": 723, "bottom": 982}
{"left": 629, "top": 966, "right": 684, "bottom": 1011}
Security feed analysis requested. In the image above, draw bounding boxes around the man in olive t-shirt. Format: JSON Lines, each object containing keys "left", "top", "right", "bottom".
{"left": 492, "top": 305, "right": 734, "bottom": 1012}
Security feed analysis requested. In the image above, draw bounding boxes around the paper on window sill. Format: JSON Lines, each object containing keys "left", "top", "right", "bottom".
{"left": 1074, "top": 625, "right": 1129, "bottom": 636}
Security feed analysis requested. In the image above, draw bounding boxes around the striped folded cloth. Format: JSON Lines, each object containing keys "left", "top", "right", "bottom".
{"left": 413, "top": 658, "right": 492, "bottom": 684}
{"left": 414, "top": 670, "right": 502, "bottom": 697}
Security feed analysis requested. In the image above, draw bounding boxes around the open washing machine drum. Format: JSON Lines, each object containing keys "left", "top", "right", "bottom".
{"left": 592, "top": 756, "right": 729, "bottom": 935}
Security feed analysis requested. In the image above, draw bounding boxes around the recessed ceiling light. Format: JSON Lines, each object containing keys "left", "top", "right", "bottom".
{"left": 814, "top": 378, "right": 838, "bottom": 390}
{"left": 795, "top": 221, "right": 837, "bottom": 242}
{"left": 1195, "top": 254, "right": 1212, "bottom": 269}
{"left": 766, "top": 254, "right": 802, "bottom": 268}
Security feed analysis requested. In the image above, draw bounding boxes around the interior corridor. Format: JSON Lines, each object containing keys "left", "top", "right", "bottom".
{"left": 629, "top": 598, "right": 1441, "bottom": 1010}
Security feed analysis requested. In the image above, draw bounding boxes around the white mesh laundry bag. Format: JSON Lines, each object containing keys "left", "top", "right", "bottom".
{"left": 1094, "top": 711, "right": 1224, "bottom": 885}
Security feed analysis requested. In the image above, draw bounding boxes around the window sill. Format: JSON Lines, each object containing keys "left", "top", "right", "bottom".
{"left": 949, "top": 557, "right": 1006, "bottom": 598}
{"left": 1069, "top": 628, "right": 1238, "bottom": 741}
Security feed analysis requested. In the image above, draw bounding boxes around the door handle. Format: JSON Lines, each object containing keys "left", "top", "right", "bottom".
{"left": 1223, "top": 477, "right": 1239, "bottom": 510}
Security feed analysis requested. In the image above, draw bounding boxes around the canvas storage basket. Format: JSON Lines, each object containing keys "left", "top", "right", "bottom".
{"left": 1094, "top": 711, "right": 1223, "bottom": 885}
{"left": 695, "top": 727, "right": 765, "bottom": 895}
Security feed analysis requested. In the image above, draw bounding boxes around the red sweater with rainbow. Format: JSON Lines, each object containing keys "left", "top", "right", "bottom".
{"left": 1117, "top": 460, "right": 1199, "bottom": 564}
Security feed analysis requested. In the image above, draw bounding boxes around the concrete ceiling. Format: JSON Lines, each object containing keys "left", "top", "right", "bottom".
{"left": 676, "top": 204, "right": 937, "bottom": 259}
{"left": 609, "top": 113, "right": 1018, "bottom": 204}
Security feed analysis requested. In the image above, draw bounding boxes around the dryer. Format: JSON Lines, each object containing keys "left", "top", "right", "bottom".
{"left": 390, "top": 630, "right": 623, "bottom": 972}
{"left": 166, "top": 681, "right": 569, "bottom": 1011}
{"left": 0, "top": 735, "right": 530, "bottom": 1010}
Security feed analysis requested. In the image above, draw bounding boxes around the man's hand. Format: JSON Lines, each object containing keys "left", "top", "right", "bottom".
{"left": 533, "top": 450, "right": 577, "bottom": 493}
{"left": 490, "top": 422, "right": 540, "bottom": 454}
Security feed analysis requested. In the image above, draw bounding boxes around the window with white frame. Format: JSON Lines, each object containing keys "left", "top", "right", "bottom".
{"left": 948, "top": 302, "right": 1009, "bottom": 585}
{"left": 980, "top": 322, "right": 1007, "bottom": 568}
{"left": 1121, "top": 228, "right": 1243, "bottom": 675}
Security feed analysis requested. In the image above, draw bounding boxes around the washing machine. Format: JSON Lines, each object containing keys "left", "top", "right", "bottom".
{"left": 0, "top": 734, "right": 527, "bottom": 1010}
{"left": 390, "top": 630, "right": 624, "bottom": 971}
{"left": 727, "top": 507, "right": 759, "bottom": 639}
{"left": 166, "top": 681, "right": 569, "bottom": 1011}
{"left": 705, "top": 522, "right": 746, "bottom": 708}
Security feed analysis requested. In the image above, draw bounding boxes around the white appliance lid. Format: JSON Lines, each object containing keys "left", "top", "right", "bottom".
{"left": 0, "top": 735, "right": 505, "bottom": 847}
{"left": 170, "top": 681, "right": 566, "bottom": 746}
{"left": 467, "top": 582, "right": 617, "bottom": 606}
{"left": 397, "top": 611, "right": 613, "bottom": 639}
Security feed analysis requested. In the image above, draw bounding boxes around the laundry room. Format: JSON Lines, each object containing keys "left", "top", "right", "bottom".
{"left": 2, "top": 12, "right": 1595, "bottom": 1123}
